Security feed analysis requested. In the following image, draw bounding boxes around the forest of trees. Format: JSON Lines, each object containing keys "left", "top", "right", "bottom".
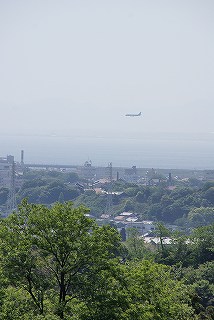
{"left": 1, "top": 169, "right": 213, "bottom": 228}
{"left": 0, "top": 200, "right": 213, "bottom": 319}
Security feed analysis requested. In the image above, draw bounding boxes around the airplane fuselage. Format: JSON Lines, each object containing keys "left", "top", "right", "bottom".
{"left": 125, "top": 112, "right": 142, "bottom": 117}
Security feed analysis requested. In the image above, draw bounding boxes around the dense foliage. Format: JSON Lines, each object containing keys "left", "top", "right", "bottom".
{"left": 0, "top": 201, "right": 213, "bottom": 319}
{"left": 73, "top": 181, "right": 214, "bottom": 227}
{"left": 16, "top": 170, "right": 81, "bottom": 204}
{"left": 1, "top": 170, "right": 214, "bottom": 228}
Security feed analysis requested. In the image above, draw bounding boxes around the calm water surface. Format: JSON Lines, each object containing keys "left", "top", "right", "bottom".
{"left": 1, "top": 133, "right": 214, "bottom": 170}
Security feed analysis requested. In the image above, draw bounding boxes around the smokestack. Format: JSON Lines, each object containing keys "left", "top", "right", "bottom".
{"left": 168, "top": 172, "right": 172, "bottom": 186}
{"left": 21, "top": 150, "right": 24, "bottom": 165}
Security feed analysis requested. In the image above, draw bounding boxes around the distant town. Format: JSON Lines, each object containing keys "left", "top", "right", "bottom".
{"left": 1, "top": 150, "right": 214, "bottom": 238}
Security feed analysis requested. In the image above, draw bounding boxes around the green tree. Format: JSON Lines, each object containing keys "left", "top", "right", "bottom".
{"left": 124, "top": 187, "right": 139, "bottom": 197}
{"left": 0, "top": 200, "right": 123, "bottom": 319}
{"left": 188, "top": 207, "right": 214, "bottom": 227}
{"left": 58, "top": 192, "right": 64, "bottom": 203}
{"left": 64, "top": 172, "right": 79, "bottom": 183}
{"left": 190, "top": 224, "right": 214, "bottom": 266}
{"left": 154, "top": 223, "right": 171, "bottom": 259}
{"left": 182, "top": 262, "right": 214, "bottom": 318}
{"left": 166, "top": 233, "right": 192, "bottom": 267}
{"left": 122, "top": 260, "right": 196, "bottom": 320}
{"left": 74, "top": 192, "right": 106, "bottom": 217}
{"left": 203, "top": 186, "right": 214, "bottom": 205}
{"left": 125, "top": 228, "right": 153, "bottom": 261}
{"left": 123, "top": 199, "right": 135, "bottom": 212}
{"left": 135, "top": 191, "right": 145, "bottom": 203}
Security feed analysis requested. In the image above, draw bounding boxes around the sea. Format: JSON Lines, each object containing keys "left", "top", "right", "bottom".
{"left": 1, "top": 132, "right": 214, "bottom": 170}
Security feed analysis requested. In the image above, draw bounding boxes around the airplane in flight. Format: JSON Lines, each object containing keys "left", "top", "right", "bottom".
{"left": 125, "top": 112, "right": 142, "bottom": 117}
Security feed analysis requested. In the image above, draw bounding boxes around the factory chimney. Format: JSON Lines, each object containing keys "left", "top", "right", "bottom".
{"left": 21, "top": 150, "right": 24, "bottom": 166}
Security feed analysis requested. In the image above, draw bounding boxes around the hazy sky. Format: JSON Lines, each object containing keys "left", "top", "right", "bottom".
{"left": 1, "top": 0, "right": 214, "bottom": 137}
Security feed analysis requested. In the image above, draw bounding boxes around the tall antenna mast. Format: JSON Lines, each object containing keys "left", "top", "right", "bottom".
{"left": 105, "top": 162, "right": 113, "bottom": 215}
{"left": 6, "top": 160, "right": 17, "bottom": 214}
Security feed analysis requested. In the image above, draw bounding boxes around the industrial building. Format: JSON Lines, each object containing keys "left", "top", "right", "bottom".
{"left": 0, "top": 155, "right": 14, "bottom": 188}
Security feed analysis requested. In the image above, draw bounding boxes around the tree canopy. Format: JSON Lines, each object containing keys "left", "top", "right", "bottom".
{"left": 0, "top": 200, "right": 122, "bottom": 319}
{"left": 0, "top": 200, "right": 204, "bottom": 319}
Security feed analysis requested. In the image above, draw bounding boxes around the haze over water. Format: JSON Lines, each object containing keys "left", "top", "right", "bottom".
{"left": 1, "top": 1, "right": 214, "bottom": 168}
{"left": 1, "top": 132, "right": 214, "bottom": 170}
